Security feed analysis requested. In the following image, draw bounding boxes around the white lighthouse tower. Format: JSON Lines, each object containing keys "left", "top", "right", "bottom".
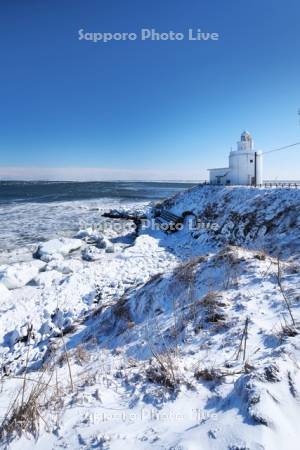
{"left": 208, "top": 131, "right": 263, "bottom": 185}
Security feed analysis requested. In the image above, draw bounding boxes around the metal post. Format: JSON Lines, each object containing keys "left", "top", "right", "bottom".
{"left": 254, "top": 151, "right": 257, "bottom": 187}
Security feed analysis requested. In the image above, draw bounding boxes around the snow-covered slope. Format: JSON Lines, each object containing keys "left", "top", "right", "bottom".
{"left": 150, "top": 185, "right": 300, "bottom": 259}
{"left": 0, "top": 186, "right": 300, "bottom": 450}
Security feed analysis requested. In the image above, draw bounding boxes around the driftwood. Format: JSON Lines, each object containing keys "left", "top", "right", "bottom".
{"left": 102, "top": 210, "right": 147, "bottom": 234}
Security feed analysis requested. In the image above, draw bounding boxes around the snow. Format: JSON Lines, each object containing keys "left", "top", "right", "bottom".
{"left": 0, "top": 185, "right": 300, "bottom": 449}
{"left": 45, "top": 257, "right": 83, "bottom": 274}
{"left": 35, "top": 237, "right": 83, "bottom": 262}
{"left": 0, "top": 283, "right": 11, "bottom": 300}
{"left": 82, "top": 246, "right": 104, "bottom": 261}
{"left": 0, "top": 260, "right": 46, "bottom": 289}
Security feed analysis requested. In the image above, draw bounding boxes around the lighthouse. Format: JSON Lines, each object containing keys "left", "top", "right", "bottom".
{"left": 208, "top": 131, "right": 263, "bottom": 185}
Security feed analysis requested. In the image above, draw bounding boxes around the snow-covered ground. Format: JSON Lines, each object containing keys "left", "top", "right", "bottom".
{"left": 0, "top": 185, "right": 300, "bottom": 450}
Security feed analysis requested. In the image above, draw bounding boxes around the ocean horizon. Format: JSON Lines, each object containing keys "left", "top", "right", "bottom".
{"left": 0, "top": 180, "right": 197, "bottom": 205}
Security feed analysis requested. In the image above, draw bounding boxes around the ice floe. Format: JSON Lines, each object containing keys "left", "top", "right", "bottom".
{"left": 35, "top": 237, "right": 83, "bottom": 262}
{"left": 0, "top": 260, "right": 46, "bottom": 289}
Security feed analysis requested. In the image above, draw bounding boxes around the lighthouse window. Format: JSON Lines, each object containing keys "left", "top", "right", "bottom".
{"left": 250, "top": 159, "right": 253, "bottom": 163}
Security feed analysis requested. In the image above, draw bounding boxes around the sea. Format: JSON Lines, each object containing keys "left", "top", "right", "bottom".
{"left": 0, "top": 181, "right": 196, "bottom": 263}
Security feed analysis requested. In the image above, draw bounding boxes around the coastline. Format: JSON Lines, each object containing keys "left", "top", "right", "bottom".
{"left": 0, "top": 184, "right": 300, "bottom": 449}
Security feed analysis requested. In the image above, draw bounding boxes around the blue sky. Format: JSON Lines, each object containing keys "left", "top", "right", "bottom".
{"left": 0, "top": 0, "right": 299, "bottom": 180}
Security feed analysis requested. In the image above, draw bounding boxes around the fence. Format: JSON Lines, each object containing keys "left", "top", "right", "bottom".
{"left": 201, "top": 181, "right": 300, "bottom": 189}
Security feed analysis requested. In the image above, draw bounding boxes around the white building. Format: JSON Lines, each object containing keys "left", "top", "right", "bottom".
{"left": 208, "top": 131, "right": 263, "bottom": 186}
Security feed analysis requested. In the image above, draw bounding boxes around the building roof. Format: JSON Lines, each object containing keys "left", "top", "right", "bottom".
{"left": 208, "top": 167, "right": 229, "bottom": 171}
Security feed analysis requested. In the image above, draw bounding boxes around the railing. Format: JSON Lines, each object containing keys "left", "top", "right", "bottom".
{"left": 258, "top": 182, "right": 300, "bottom": 189}
{"left": 201, "top": 181, "right": 300, "bottom": 189}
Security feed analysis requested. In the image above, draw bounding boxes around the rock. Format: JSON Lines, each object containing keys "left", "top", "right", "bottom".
{"left": 0, "top": 260, "right": 46, "bottom": 290}
{"left": 35, "top": 238, "right": 83, "bottom": 262}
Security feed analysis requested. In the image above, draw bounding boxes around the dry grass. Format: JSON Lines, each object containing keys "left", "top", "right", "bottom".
{"left": 285, "top": 262, "right": 300, "bottom": 275}
{"left": 194, "top": 365, "right": 245, "bottom": 382}
{"left": 0, "top": 330, "right": 76, "bottom": 444}
{"left": 276, "top": 257, "right": 296, "bottom": 326}
{"left": 202, "top": 202, "right": 218, "bottom": 220}
{"left": 0, "top": 367, "right": 64, "bottom": 445}
{"left": 146, "top": 352, "right": 179, "bottom": 391}
{"left": 0, "top": 386, "right": 43, "bottom": 442}
{"left": 145, "top": 334, "right": 180, "bottom": 391}
{"left": 212, "top": 246, "right": 241, "bottom": 289}
{"left": 144, "top": 272, "right": 163, "bottom": 286}
{"left": 279, "top": 323, "right": 298, "bottom": 338}
{"left": 74, "top": 345, "right": 90, "bottom": 366}
{"left": 253, "top": 251, "right": 267, "bottom": 261}
{"left": 113, "top": 296, "right": 132, "bottom": 322}
{"left": 126, "top": 321, "right": 135, "bottom": 329}
{"left": 201, "top": 291, "right": 228, "bottom": 324}
{"left": 201, "top": 291, "right": 225, "bottom": 307}
{"left": 217, "top": 245, "right": 240, "bottom": 263}
{"left": 173, "top": 256, "right": 206, "bottom": 285}
{"left": 194, "top": 367, "right": 224, "bottom": 381}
